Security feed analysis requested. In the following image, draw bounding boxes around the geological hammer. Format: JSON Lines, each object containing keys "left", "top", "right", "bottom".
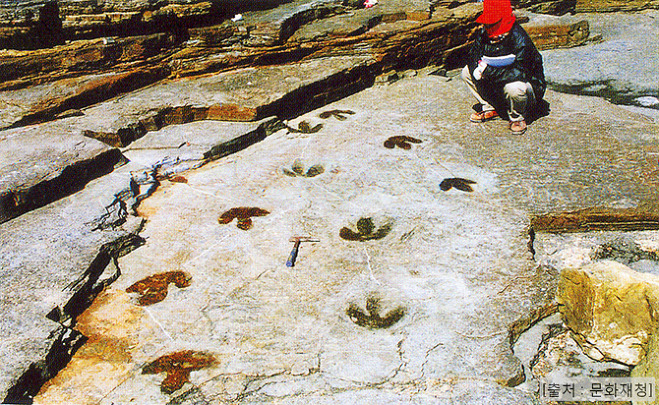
{"left": 286, "top": 236, "right": 319, "bottom": 267}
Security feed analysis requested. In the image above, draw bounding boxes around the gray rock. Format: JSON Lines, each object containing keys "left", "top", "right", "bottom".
{"left": 0, "top": 119, "right": 122, "bottom": 224}
{"left": 0, "top": 161, "right": 146, "bottom": 403}
{"left": 32, "top": 72, "right": 659, "bottom": 403}
{"left": 541, "top": 11, "right": 659, "bottom": 109}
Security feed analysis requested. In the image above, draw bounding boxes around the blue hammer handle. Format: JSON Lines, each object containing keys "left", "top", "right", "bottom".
{"left": 286, "top": 240, "right": 301, "bottom": 267}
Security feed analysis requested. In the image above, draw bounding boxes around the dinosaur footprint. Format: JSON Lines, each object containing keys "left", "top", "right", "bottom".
{"left": 285, "top": 120, "right": 323, "bottom": 134}
{"left": 347, "top": 295, "right": 405, "bottom": 329}
{"left": 383, "top": 136, "right": 422, "bottom": 150}
{"left": 439, "top": 178, "right": 476, "bottom": 192}
{"left": 126, "top": 271, "right": 191, "bottom": 306}
{"left": 282, "top": 159, "right": 325, "bottom": 178}
{"left": 218, "top": 207, "right": 270, "bottom": 230}
{"left": 142, "top": 350, "right": 216, "bottom": 394}
{"left": 319, "top": 109, "right": 356, "bottom": 120}
{"left": 339, "top": 217, "right": 392, "bottom": 241}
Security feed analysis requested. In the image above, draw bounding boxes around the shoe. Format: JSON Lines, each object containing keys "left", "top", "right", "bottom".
{"left": 509, "top": 120, "right": 527, "bottom": 135}
{"left": 470, "top": 110, "right": 499, "bottom": 123}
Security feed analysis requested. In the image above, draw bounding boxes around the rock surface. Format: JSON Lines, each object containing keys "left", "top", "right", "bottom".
{"left": 2, "top": 2, "right": 659, "bottom": 404}
{"left": 28, "top": 69, "right": 659, "bottom": 403}
{"left": 576, "top": 0, "right": 659, "bottom": 12}
{"left": 558, "top": 261, "right": 659, "bottom": 365}
{"left": 541, "top": 10, "right": 659, "bottom": 109}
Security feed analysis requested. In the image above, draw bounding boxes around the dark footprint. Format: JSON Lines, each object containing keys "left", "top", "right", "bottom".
{"left": 439, "top": 178, "right": 476, "bottom": 192}
{"left": 339, "top": 217, "right": 392, "bottom": 241}
{"left": 126, "top": 271, "right": 191, "bottom": 306}
{"left": 384, "top": 136, "right": 422, "bottom": 150}
{"left": 218, "top": 207, "right": 270, "bottom": 230}
{"left": 319, "top": 109, "right": 356, "bottom": 120}
{"left": 142, "top": 350, "right": 216, "bottom": 394}
{"left": 282, "top": 159, "right": 325, "bottom": 178}
{"left": 285, "top": 121, "right": 323, "bottom": 134}
{"left": 347, "top": 295, "right": 405, "bottom": 329}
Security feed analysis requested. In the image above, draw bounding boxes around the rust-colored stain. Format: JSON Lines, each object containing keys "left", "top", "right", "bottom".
{"left": 126, "top": 271, "right": 191, "bottom": 306}
{"left": 339, "top": 217, "right": 392, "bottom": 241}
{"left": 206, "top": 103, "right": 258, "bottom": 121}
{"left": 347, "top": 296, "right": 405, "bottom": 329}
{"left": 142, "top": 350, "right": 216, "bottom": 394}
{"left": 439, "top": 178, "right": 476, "bottom": 192}
{"left": 218, "top": 207, "right": 270, "bottom": 230}
{"left": 318, "top": 109, "right": 355, "bottom": 120}
{"left": 531, "top": 207, "right": 659, "bottom": 233}
{"left": 169, "top": 175, "right": 188, "bottom": 183}
{"left": 383, "top": 136, "right": 422, "bottom": 150}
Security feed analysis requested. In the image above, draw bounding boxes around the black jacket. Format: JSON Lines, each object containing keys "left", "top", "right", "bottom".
{"left": 468, "top": 23, "right": 546, "bottom": 107}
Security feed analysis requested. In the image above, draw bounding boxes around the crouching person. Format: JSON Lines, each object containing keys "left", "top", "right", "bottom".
{"left": 462, "top": 0, "right": 546, "bottom": 135}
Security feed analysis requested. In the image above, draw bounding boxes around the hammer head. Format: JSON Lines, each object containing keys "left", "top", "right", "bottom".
{"left": 290, "top": 236, "right": 320, "bottom": 243}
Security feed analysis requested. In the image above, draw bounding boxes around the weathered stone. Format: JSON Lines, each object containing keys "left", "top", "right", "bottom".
{"left": 631, "top": 332, "right": 659, "bottom": 405}
{"left": 78, "top": 55, "right": 378, "bottom": 146}
{"left": 31, "top": 64, "right": 659, "bottom": 403}
{"left": 515, "top": 0, "right": 577, "bottom": 15}
{"left": 2, "top": 4, "right": 659, "bottom": 405}
{"left": 533, "top": 230, "right": 659, "bottom": 276}
{"left": 514, "top": 313, "right": 631, "bottom": 398}
{"left": 531, "top": 208, "right": 659, "bottom": 233}
{"left": 558, "top": 261, "right": 659, "bottom": 365}
{"left": 576, "top": 0, "right": 659, "bottom": 12}
{"left": 0, "top": 33, "right": 177, "bottom": 90}
{"left": 0, "top": 120, "right": 122, "bottom": 224}
{"left": 0, "top": 67, "right": 168, "bottom": 130}
{"left": 522, "top": 17, "right": 589, "bottom": 50}
{"left": 244, "top": 0, "right": 347, "bottom": 46}
{"left": 0, "top": 0, "right": 297, "bottom": 49}
{"left": 122, "top": 117, "right": 284, "bottom": 177}
{"left": 0, "top": 161, "right": 147, "bottom": 403}
{"left": 541, "top": 11, "right": 659, "bottom": 109}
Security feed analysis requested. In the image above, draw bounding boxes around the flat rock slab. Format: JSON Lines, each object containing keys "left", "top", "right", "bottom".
{"left": 0, "top": 120, "right": 122, "bottom": 224}
{"left": 541, "top": 10, "right": 659, "bottom": 108}
{"left": 0, "top": 161, "right": 146, "bottom": 402}
{"left": 122, "top": 117, "right": 282, "bottom": 176}
{"left": 0, "top": 55, "right": 374, "bottom": 223}
{"left": 0, "top": 68, "right": 168, "bottom": 130}
{"left": 78, "top": 55, "right": 376, "bottom": 146}
{"left": 34, "top": 73, "right": 659, "bottom": 403}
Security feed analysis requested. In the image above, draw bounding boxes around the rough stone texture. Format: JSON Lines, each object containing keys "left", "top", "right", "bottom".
{"left": 0, "top": 33, "right": 178, "bottom": 90}
{"left": 0, "top": 161, "right": 146, "bottom": 403}
{"left": 0, "top": 0, "right": 607, "bottom": 130}
{"left": 514, "top": 313, "right": 631, "bottom": 398}
{"left": 77, "top": 55, "right": 377, "bottom": 146}
{"left": 0, "top": 67, "right": 168, "bottom": 129}
{"left": 515, "top": 0, "right": 578, "bottom": 15}
{"left": 0, "top": 120, "right": 122, "bottom": 224}
{"left": 576, "top": 0, "right": 659, "bottom": 12}
{"left": 533, "top": 230, "right": 659, "bottom": 275}
{"left": 0, "top": 0, "right": 295, "bottom": 49}
{"left": 520, "top": 13, "right": 589, "bottom": 50}
{"left": 0, "top": 56, "right": 373, "bottom": 224}
{"left": 31, "top": 71, "right": 659, "bottom": 403}
{"left": 558, "top": 261, "right": 659, "bottom": 365}
{"left": 631, "top": 331, "right": 659, "bottom": 405}
{"left": 0, "top": 114, "right": 289, "bottom": 401}
{"left": 122, "top": 117, "right": 284, "bottom": 177}
{"left": 2, "top": 5, "right": 659, "bottom": 404}
{"left": 541, "top": 11, "right": 659, "bottom": 109}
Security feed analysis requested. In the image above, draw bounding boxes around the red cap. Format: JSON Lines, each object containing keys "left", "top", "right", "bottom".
{"left": 476, "top": 0, "right": 513, "bottom": 25}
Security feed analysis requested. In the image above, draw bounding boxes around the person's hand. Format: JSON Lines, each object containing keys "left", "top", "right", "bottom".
{"left": 473, "top": 60, "right": 488, "bottom": 81}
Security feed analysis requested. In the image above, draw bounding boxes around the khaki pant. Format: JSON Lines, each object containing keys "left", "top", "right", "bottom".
{"left": 461, "top": 65, "right": 535, "bottom": 122}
